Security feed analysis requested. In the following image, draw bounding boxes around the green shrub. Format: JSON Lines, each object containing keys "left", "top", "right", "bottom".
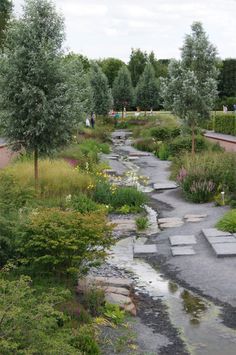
{"left": 136, "top": 216, "right": 149, "bottom": 230}
{"left": 0, "top": 276, "right": 84, "bottom": 355}
{"left": 93, "top": 182, "right": 147, "bottom": 212}
{"left": 174, "top": 152, "right": 236, "bottom": 203}
{"left": 216, "top": 210, "right": 236, "bottom": 233}
{"left": 82, "top": 288, "right": 105, "bottom": 317}
{"left": 214, "top": 113, "right": 236, "bottom": 135}
{"left": 103, "top": 303, "right": 125, "bottom": 325}
{"left": 158, "top": 143, "right": 170, "bottom": 160}
{"left": 18, "top": 208, "right": 113, "bottom": 275}
{"left": 150, "top": 126, "right": 181, "bottom": 140}
{"left": 169, "top": 135, "right": 207, "bottom": 156}
{"left": 133, "top": 137, "right": 159, "bottom": 153}
{"left": 5, "top": 159, "right": 94, "bottom": 198}
{"left": 70, "top": 193, "right": 102, "bottom": 213}
{"left": 72, "top": 325, "right": 100, "bottom": 355}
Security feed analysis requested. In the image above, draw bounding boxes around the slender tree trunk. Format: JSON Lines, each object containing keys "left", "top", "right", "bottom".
{"left": 122, "top": 109, "right": 124, "bottom": 119}
{"left": 34, "top": 147, "right": 39, "bottom": 192}
{"left": 191, "top": 123, "right": 195, "bottom": 155}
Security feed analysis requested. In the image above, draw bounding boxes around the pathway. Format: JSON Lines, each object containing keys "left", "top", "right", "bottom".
{"left": 204, "top": 131, "right": 236, "bottom": 152}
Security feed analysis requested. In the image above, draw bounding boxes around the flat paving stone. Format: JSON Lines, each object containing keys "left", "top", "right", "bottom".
{"left": 211, "top": 243, "right": 236, "bottom": 257}
{"left": 171, "top": 246, "right": 196, "bottom": 256}
{"left": 160, "top": 222, "right": 184, "bottom": 229}
{"left": 205, "top": 236, "right": 236, "bottom": 244}
{"left": 158, "top": 217, "right": 182, "bottom": 224}
{"left": 186, "top": 217, "right": 204, "bottom": 223}
{"left": 169, "top": 235, "right": 196, "bottom": 246}
{"left": 184, "top": 214, "right": 207, "bottom": 219}
{"left": 153, "top": 182, "right": 179, "bottom": 190}
{"left": 202, "top": 228, "right": 232, "bottom": 238}
{"left": 134, "top": 244, "right": 157, "bottom": 257}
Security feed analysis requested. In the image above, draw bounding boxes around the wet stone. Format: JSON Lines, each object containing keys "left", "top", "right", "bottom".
{"left": 153, "top": 182, "right": 179, "bottom": 190}
{"left": 205, "top": 236, "right": 236, "bottom": 244}
{"left": 158, "top": 217, "right": 182, "bottom": 224}
{"left": 211, "top": 243, "right": 236, "bottom": 257}
{"left": 160, "top": 221, "right": 184, "bottom": 229}
{"left": 171, "top": 246, "right": 196, "bottom": 256}
{"left": 134, "top": 244, "right": 157, "bottom": 257}
{"left": 186, "top": 217, "right": 204, "bottom": 223}
{"left": 169, "top": 235, "right": 197, "bottom": 246}
{"left": 184, "top": 214, "right": 207, "bottom": 219}
{"left": 202, "top": 228, "right": 232, "bottom": 238}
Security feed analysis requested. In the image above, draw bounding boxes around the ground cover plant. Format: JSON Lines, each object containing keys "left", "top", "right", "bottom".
{"left": 172, "top": 152, "right": 236, "bottom": 203}
{"left": 216, "top": 209, "right": 236, "bottom": 233}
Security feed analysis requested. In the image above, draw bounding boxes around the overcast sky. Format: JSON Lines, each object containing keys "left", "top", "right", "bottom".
{"left": 13, "top": 0, "right": 236, "bottom": 62}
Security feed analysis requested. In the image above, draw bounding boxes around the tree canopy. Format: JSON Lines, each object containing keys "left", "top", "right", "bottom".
{"left": 98, "top": 57, "right": 125, "bottom": 87}
{"left": 112, "top": 65, "right": 134, "bottom": 112}
{"left": 128, "top": 48, "right": 148, "bottom": 87}
{"left": 136, "top": 63, "right": 159, "bottom": 112}
{"left": 0, "top": 0, "right": 12, "bottom": 49}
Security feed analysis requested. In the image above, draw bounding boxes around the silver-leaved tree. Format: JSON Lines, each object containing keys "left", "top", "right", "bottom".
{"left": 161, "top": 22, "right": 218, "bottom": 154}
{"left": 0, "top": 0, "right": 75, "bottom": 189}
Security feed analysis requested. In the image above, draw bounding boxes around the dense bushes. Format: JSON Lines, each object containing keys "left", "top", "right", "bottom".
{"left": 150, "top": 126, "right": 181, "bottom": 140}
{"left": 133, "top": 137, "right": 159, "bottom": 153}
{"left": 214, "top": 113, "right": 236, "bottom": 135}
{"left": 168, "top": 135, "right": 208, "bottom": 156}
{"left": 216, "top": 210, "right": 236, "bottom": 233}
{"left": 172, "top": 152, "right": 236, "bottom": 202}
{"left": 18, "top": 209, "right": 113, "bottom": 275}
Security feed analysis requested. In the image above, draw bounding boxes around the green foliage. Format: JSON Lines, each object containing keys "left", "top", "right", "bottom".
{"left": 98, "top": 57, "right": 125, "bottom": 87}
{"left": 103, "top": 303, "right": 125, "bottom": 325}
{"left": 218, "top": 59, "right": 236, "bottom": 97}
{"left": 174, "top": 152, "right": 236, "bottom": 202}
{"left": 0, "top": 275, "right": 85, "bottom": 354}
{"left": 18, "top": 208, "right": 113, "bottom": 275}
{"left": 70, "top": 193, "right": 102, "bottom": 213}
{"left": 136, "top": 64, "right": 159, "bottom": 111}
{"left": 134, "top": 137, "right": 159, "bottom": 153}
{"left": 216, "top": 210, "right": 236, "bottom": 233}
{"left": 82, "top": 288, "right": 105, "bottom": 317}
{"left": 90, "top": 62, "right": 113, "bottom": 116}
{"left": 168, "top": 135, "right": 207, "bottom": 156}
{"left": 136, "top": 216, "right": 149, "bottom": 231}
{"left": 128, "top": 48, "right": 148, "bottom": 87}
{"left": 0, "top": 0, "right": 73, "bottom": 156}
{"left": 214, "top": 113, "right": 236, "bottom": 135}
{"left": 112, "top": 66, "right": 134, "bottom": 111}
{"left": 5, "top": 159, "right": 94, "bottom": 198}
{"left": 158, "top": 143, "right": 170, "bottom": 160}
{"left": 0, "top": 0, "right": 12, "bottom": 48}
{"left": 71, "top": 325, "right": 100, "bottom": 355}
{"left": 150, "top": 126, "right": 181, "bottom": 140}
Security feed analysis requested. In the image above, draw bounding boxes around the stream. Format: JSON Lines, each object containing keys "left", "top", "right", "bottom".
{"left": 106, "top": 130, "right": 236, "bottom": 355}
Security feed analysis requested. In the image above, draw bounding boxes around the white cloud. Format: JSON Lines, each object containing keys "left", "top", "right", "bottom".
{"left": 13, "top": 0, "right": 236, "bottom": 61}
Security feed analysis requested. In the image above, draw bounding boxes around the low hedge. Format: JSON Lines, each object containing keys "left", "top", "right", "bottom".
{"left": 150, "top": 126, "right": 181, "bottom": 141}
{"left": 214, "top": 113, "right": 236, "bottom": 135}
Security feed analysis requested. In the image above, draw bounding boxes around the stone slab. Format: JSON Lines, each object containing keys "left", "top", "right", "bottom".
{"left": 78, "top": 276, "right": 133, "bottom": 291}
{"left": 169, "top": 235, "right": 196, "bottom": 246}
{"left": 205, "top": 236, "right": 236, "bottom": 244}
{"left": 128, "top": 156, "right": 140, "bottom": 160}
{"left": 105, "top": 292, "right": 132, "bottom": 305}
{"left": 184, "top": 214, "right": 207, "bottom": 219}
{"left": 186, "top": 217, "right": 204, "bottom": 223}
{"left": 211, "top": 243, "right": 236, "bottom": 257}
{"left": 129, "top": 152, "right": 150, "bottom": 157}
{"left": 134, "top": 236, "right": 148, "bottom": 245}
{"left": 134, "top": 244, "right": 157, "bottom": 257}
{"left": 202, "top": 228, "right": 232, "bottom": 238}
{"left": 160, "top": 222, "right": 184, "bottom": 229}
{"left": 153, "top": 182, "right": 179, "bottom": 190}
{"left": 158, "top": 217, "right": 182, "bottom": 224}
{"left": 104, "top": 286, "right": 130, "bottom": 296}
{"left": 171, "top": 246, "right": 196, "bottom": 256}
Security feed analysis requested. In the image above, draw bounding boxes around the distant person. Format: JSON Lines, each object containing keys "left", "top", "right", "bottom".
{"left": 91, "top": 113, "right": 95, "bottom": 128}
{"left": 233, "top": 104, "right": 236, "bottom": 113}
{"left": 223, "top": 105, "right": 228, "bottom": 113}
{"left": 85, "top": 116, "right": 90, "bottom": 127}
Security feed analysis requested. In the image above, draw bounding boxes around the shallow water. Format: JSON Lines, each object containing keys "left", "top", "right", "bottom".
{"left": 108, "top": 237, "right": 236, "bottom": 355}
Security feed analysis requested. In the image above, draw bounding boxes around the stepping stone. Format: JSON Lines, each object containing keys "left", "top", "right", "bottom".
{"left": 134, "top": 244, "right": 157, "bottom": 257}
{"left": 129, "top": 152, "right": 150, "bottom": 157}
{"left": 169, "top": 235, "right": 196, "bottom": 246}
{"left": 171, "top": 246, "right": 196, "bottom": 256}
{"left": 202, "top": 228, "right": 232, "bottom": 238}
{"left": 153, "top": 182, "right": 179, "bottom": 190}
{"left": 111, "top": 218, "right": 136, "bottom": 232}
{"left": 128, "top": 156, "right": 140, "bottom": 160}
{"left": 158, "top": 217, "right": 182, "bottom": 224}
{"left": 205, "top": 236, "right": 236, "bottom": 244}
{"left": 211, "top": 243, "right": 236, "bottom": 257}
{"left": 103, "top": 169, "right": 117, "bottom": 175}
{"left": 184, "top": 214, "right": 207, "bottom": 219}
{"left": 186, "top": 217, "right": 205, "bottom": 222}
{"left": 160, "top": 222, "right": 184, "bottom": 229}
{"left": 135, "top": 236, "right": 148, "bottom": 245}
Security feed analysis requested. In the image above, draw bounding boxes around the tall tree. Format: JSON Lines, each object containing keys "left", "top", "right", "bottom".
{"left": 0, "top": 0, "right": 73, "bottom": 188}
{"left": 128, "top": 48, "right": 148, "bottom": 87}
{"left": 218, "top": 59, "right": 236, "bottom": 97}
{"left": 98, "top": 57, "right": 125, "bottom": 87}
{"left": 136, "top": 63, "right": 159, "bottom": 113}
{"left": 90, "top": 62, "right": 113, "bottom": 116}
{"left": 0, "top": 0, "right": 12, "bottom": 49}
{"left": 161, "top": 22, "right": 218, "bottom": 154}
{"left": 112, "top": 66, "right": 134, "bottom": 117}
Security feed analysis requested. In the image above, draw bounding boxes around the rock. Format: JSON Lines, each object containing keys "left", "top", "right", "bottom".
{"left": 186, "top": 217, "right": 204, "bottom": 222}
{"left": 134, "top": 236, "right": 148, "bottom": 245}
{"left": 202, "top": 228, "right": 232, "bottom": 238}
{"left": 184, "top": 214, "right": 207, "bottom": 219}
{"left": 158, "top": 217, "right": 182, "bottom": 224}
{"left": 171, "top": 246, "right": 196, "bottom": 256}
{"left": 77, "top": 276, "right": 133, "bottom": 293}
{"left": 153, "top": 182, "right": 179, "bottom": 190}
{"left": 110, "top": 218, "right": 136, "bottom": 232}
{"left": 104, "top": 286, "right": 130, "bottom": 296}
{"left": 160, "top": 222, "right": 184, "bottom": 229}
{"left": 169, "top": 235, "right": 196, "bottom": 246}
{"left": 134, "top": 244, "right": 157, "bottom": 257}
{"left": 124, "top": 302, "right": 137, "bottom": 316}
{"left": 105, "top": 292, "right": 132, "bottom": 305}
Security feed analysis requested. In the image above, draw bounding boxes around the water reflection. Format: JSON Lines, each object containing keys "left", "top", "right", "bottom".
{"left": 181, "top": 290, "right": 207, "bottom": 325}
